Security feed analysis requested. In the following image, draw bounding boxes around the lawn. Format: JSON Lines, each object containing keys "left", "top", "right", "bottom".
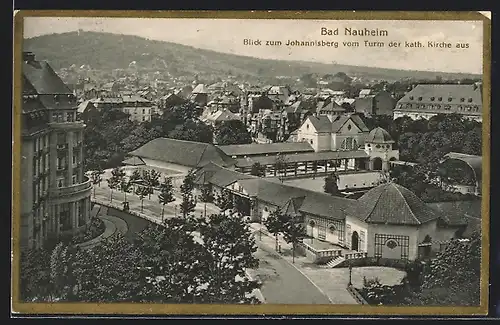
{"left": 350, "top": 266, "right": 407, "bottom": 288}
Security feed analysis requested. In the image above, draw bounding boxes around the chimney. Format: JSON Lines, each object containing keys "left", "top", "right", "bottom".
{"left": 23, "top": 51, "right": 35, "bottom": 63}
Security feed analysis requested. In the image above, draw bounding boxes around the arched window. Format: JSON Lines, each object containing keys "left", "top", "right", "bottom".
{"left": 386, "top": 239, "right": 398, "bottom": 249}
{"left": 309, "top": 220, "right": 316, "bottom": 227}
{"left": 329, "top": 225, "right": 336, "bottom": 233}
{"left": 340, "top": 137, "right": 358, "bottom": 150}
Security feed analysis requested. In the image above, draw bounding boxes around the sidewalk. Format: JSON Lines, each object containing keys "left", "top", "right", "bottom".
{"left": 249, "top": 223, "right": 358, "bottom": 304}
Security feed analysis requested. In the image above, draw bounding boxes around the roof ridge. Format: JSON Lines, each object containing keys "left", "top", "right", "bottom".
{"left": 363, "top": 185, "right": 387, "bottom": 222}
{"left": 392, "top": 183, "right": 422, "bottom": 225}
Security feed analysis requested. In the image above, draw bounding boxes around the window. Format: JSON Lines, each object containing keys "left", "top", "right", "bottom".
{"left": 460, "top": 98, "right": 465, "bottom": 102}
{"left": 142, "top": 109, "right": 146, "bottom": 114}
{"left": 409, "top": 96, "right": 414, "bottom": 100}
{"left": 438, "top": 97, "right": 442, "bottom": 101}
{"left": 374, "top": 234, "right": 410, "bottom": 260}
{"left": 341, "top": 137, "right": 358, "bottom": 150}
{"left": 72, "top": 154, "right": 77, "bottom": 165}
{"left": 66, "top": 112, "right": 74, "bottom": 122}
{"left": 59, "top": 203, "right": 71, "bottom": 231}
{"left": 310, "top": 140, "right": 313, "bottom": 145}
{"left": 444, "top": 104, "right": 451, "bottom": 110}
{"left": 448, "top": 97, "right": 452, "bottom": 102}
{"left": 347, "top": 124, "right": 352, "bottom": 131}
{"left": 418, "top": 97, "right": 422, "bottom": 101}
{"left": 57, "top": 178, "right": 64, "bottom": 188}
{"left": 468, "top": 98, "right": 473, "bottom": 103}
{"left": 430, "top": 97, "right": 435, "bottom": 101}
{"left": 72, "top": 175, "right": 77, "bottom": 185}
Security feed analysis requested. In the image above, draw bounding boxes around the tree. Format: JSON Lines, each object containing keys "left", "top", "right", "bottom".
{"left": 129, "top": 169, "right": 142, "bottom": 184}
{"left": 143, "top": 169, "right": 161, "bottom": 199}
{"left": 197, "top": 213, "right": 261, "bottom": 303}
{"left": 19, "top": 248, "right": 52, "bottom": 301}
{"left": 200, "top": 184, "right": 214, "bottom": 203}
{"left": 180, "top": 172, "right": 196, "bottom": 218}
{"left": 250, "top": 162, "right": 266, "bottom": 177}
{"left": 274, "top": 154, "right": 288, "bottom": 182}
{"left": 324, "top": 172, "right": 340, "bottom": 196}
{"left": 214, "top": 120, "right": 253, "bottom": 145}
{"left": 216, "top": 188, "right": 234, "bottom": 212}
{"left": 133, "top": 218, "right": 207, "bottom": 303}
{"left": 264, "top": 209, "right": 287, "bottom": 251}
{"left": 135, "top": 186, "right": 149, "bottom": 213}
{"left": 71, "top": 234, "right": 147, "bottom": 302}
{"left": 158, "top": 177, "right": 175, "bottom": 222}
{"left": 280, "top": 212, "right": 308, "bottom": 264}
{"left": 410, "top": 232, "right": 481, "bottom": 306}
{"left": 168, "top": 120, "right": 214, "bottom": 144}
{"left": 119, "top": 178, "right": 133, "bottom": 203}
{"left": 89, "top": 168, "right": 104, "bottom": 198}
{"left": 107, "top": 167, "right": 125, "bottom": 203}
{"left": 49, "top": 243, "right": 73, "bottom": 301}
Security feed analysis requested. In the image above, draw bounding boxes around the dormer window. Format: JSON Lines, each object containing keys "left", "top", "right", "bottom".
{"left": 409, "top": 96, "right": 414, "bottom": 100}
{"left": 448, "top": 97, "right": 452, "bottom": 102}
{"left": 418, "top": 97, "right": 422, "bottom": 101}
{"left": 468, "top": 98, "right": 473, "bottom": 103}
{"left": 460, "top": 98, "right": 465, "bottom": 102}
{"left": 438, "top": 97, "right": 442, "bottom": 101}
{"left": 430, "top": 97, "right": 435, "bottom": 101}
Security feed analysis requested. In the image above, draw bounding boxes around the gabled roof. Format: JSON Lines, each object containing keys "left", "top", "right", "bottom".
{"left": 281, "top": 197, "right": 306, "bottom": 216}
{"left": 346, "top": 182, "right": 445, "bottom": 225}
{"left": 307, "top": 115, "right": 333, "bottom": 133}
{"left": 77, "top": 100, "right": 96, "bottom": 113}
{"left": 23, "top": 60, "right": 72, "bottom": 94}
{"left": 331, "top": 114, "right": 369, "bottom": 133}
{"left": 192, "top": 84, "right": 209, "bottom": 94}
{"left": 129, "top": 138, "right": 235, "bottom": 168}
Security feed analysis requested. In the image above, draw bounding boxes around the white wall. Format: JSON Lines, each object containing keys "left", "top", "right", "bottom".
{"left": 345, "top": 215, "right": 369, "bottom": 251}
{"left": 338, "top": 172, "right": 384, "bottom": 190}
{"left": 141, "top": 158, "right": 191, "bottom": 175}
{"left": 367, "top": 223, "right": 419, "bottom": 260}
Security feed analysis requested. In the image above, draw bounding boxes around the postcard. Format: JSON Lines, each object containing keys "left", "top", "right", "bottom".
{"left": 11, "top": 11, "right": 491, "bottom": 316}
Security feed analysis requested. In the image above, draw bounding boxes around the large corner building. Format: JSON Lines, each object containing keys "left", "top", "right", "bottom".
{"left": 21, "top": 52, "right": 92, "bottom": 249}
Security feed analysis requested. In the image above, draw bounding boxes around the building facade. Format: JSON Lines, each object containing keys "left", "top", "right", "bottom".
{"left": 21, "top": 52, "right": 92, "bottom": 249}
{"left": 394, "top": 83, "right": 483, "bottom": 121}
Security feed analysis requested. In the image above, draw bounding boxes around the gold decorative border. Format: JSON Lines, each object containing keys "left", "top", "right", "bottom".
{"left": 11, "top": 10, "right": 491, "bottom": 316}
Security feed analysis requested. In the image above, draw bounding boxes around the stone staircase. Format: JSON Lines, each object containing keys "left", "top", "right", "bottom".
{"left": 323, "top": 255, "right": 346, "bottom": 268}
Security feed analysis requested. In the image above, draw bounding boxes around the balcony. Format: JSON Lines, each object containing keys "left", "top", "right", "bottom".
{"left": 56, "top": 143, "right": 68, "bottom": 150}
{"left": 49, "top": 121, "right": 85, "bottom": 130}
{"left": 50, "top": 176, "right": 91, "bottom": 198}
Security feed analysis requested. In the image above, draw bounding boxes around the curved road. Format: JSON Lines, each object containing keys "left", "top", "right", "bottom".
{"left": 252, "top": 241, "right": 331, "bottom": 304}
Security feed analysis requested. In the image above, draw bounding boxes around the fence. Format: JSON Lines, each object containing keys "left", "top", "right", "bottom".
{"left": 91, "top": 197, "right": 165, "bottom": 228}
{"left": 347, "top": 285, "right": 368, "bottom": 305}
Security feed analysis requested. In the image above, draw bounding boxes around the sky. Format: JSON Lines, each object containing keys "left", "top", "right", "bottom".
{"left": 23, "top": 17, "right": 484, "bottom": 74}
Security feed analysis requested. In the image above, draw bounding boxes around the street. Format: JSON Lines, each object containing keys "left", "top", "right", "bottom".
{"left": 249, "top": 238, "right": 332, "bottom": 304}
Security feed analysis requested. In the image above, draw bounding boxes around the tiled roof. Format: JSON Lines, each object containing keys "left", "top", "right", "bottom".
{"left": 23, "top": 60, "right": 72, "bottom": 94}
{"left": 129, "top": 138, "right": 235, "bottom": 168}
{"left": 347, "top": 182, "right": 444, "bottom": 225}
{"left": 366, "top": 127, "right": 394, "bottom": 143}
{"left": 218, "top": 142, "right": 314, "bottom": 157}
{"left": 331, "top": 114, "right": 370, "bottom": 133}
{"left": 397, "top": 84, "right": 482, "bottom": 106}
{"left": 281, "top": 197, "right": 306, "bottom": 216}
{"left": 307, "top": 115, "right": 332, "bottom": 132}
{"left": 234, "top": 150, "right": 369, "bottom": 168}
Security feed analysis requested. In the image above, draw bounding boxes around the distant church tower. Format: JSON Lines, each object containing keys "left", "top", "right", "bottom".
{"left": 364, "top": 127, "right": 399, "bottom": 172}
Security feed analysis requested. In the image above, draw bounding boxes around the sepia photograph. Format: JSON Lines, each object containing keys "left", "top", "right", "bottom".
{"left": 11, "top": 11, "right": 490, "bottom": 315}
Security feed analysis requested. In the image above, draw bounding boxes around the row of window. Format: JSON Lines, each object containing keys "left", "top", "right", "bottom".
{"left": 374, "top": 234, "right": 410, "bottom": 260}
{"left": 52, "top": 111, "right": 76, "bottom": 123}
{"left": 398, "top": 103, "right": 480, "bottom": 112}
{"left": 408, "top": 96, "right": 474, "bottom": 103}
{"left": 33, "top": 176, "right": 49, "bottom": 205}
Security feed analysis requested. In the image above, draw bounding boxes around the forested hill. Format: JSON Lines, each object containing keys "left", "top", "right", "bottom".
{"left": 23, "top": 31, "right": 480, "bottom": 81}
